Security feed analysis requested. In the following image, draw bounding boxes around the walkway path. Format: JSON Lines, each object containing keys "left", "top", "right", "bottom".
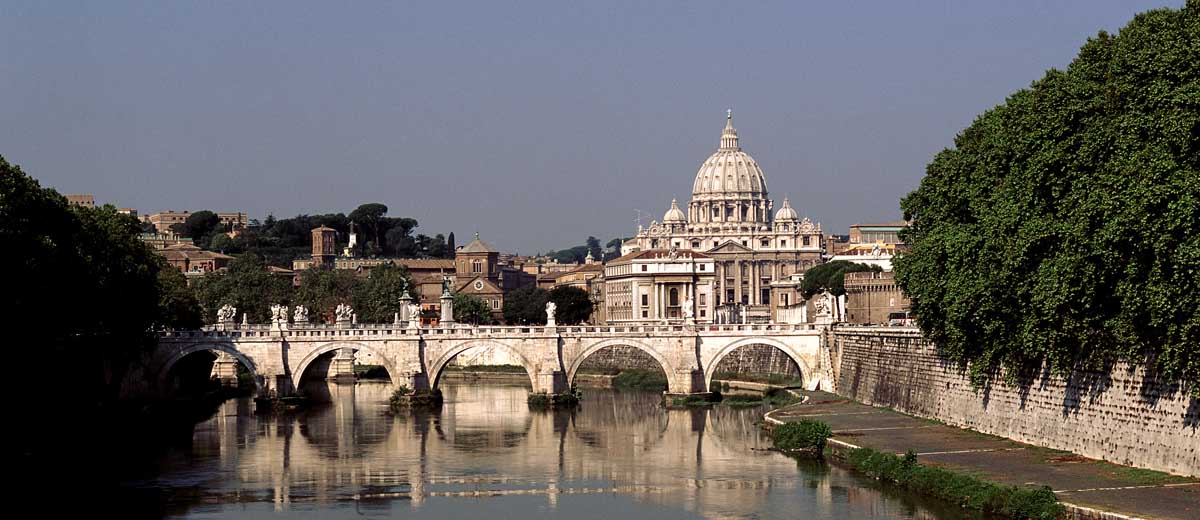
{"left": 769, "top": 391, "right": 1198, "bottom": 520}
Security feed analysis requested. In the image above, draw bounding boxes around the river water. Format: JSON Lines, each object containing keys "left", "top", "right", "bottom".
{"left": 124, "top": 382, "right": 971, "bottom": 519}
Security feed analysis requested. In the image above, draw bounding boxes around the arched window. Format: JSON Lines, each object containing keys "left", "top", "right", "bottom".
{"left": 472, "top": 259, "right": 482, "bottom": 273}
{"left": 669, "top": 288, "right": 679, "bottom": 307}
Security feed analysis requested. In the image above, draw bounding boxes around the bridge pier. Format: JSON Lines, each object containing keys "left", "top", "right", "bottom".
{"left": 533, "top": 370, "right": 568, "bottom": 395}
{"left": 211, "top": 351, "right": 240, "bottom": 387}
{"left": 329, "top": 347, "right": 357, "bottom": 384}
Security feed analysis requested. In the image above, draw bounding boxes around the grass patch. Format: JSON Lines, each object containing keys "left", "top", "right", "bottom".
{"left": 772, "top": 419, "right": 832, "bottom": 454}
{"left": 445, "top": 364, "right": 529, "bottom": 373}
{"left": 845, "top": 447, "right": 1062, "bottom": 520}
{"left": 354, "top": 364, "right": 390, "bottom": 380}
{"left": 612, "top": 369, "right": 668, "bottom": 391}
{"left": 528, "top": 389, "right": 581, "bottom": 409}
{"left": 711, "top": 371, "right": 805, "bottom": 387}
{"left": 388, "top": 386, "right": 443, "bottom": 412}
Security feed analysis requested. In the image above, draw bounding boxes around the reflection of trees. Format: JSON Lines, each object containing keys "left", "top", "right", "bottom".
{"left": 569, "top": 390, "right": 667, "bottom": 450}
{"left": 435, "top": 384, "right": 533, "bottom": 452}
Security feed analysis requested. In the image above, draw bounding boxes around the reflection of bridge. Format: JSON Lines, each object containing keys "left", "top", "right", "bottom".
{"left": 147, "top": 323, "right": 827, "bottom": 398}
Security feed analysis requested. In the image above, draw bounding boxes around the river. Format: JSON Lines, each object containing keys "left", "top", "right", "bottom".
{"left": 121, "top": 382, "right": 976, "bottom": 519}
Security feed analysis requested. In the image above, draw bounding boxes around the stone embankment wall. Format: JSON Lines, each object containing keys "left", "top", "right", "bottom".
{"left": 829, "top": 327, "right": 1198, "bottom": 476}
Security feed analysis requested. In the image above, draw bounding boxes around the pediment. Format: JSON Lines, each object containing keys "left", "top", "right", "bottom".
{"left": 709, "top": 240, "right": 754, "bottom": 253}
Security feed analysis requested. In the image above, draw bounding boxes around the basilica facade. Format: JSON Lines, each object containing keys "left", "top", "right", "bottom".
{"left": 624, "top": 112, "right": 824, "bottom": 322}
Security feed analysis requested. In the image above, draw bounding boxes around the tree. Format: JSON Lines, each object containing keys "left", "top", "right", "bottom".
{"left": 548, "top": 286, "right": 593, "bottom": 325}
{"left": 801, "top": 261, "right": 881, "bottom": 300}
{"left": 2, "top": 155, "right": 174, "bottom": 454}
{"left": 503, "top": 286, "right": 550, "bottom": 324}
{"left": 353, "top": 264, "right": 416, "bottom": 323}
{"left": 294, "top": 268, "right": 361, "bottom": 323}
{"left": 605, "top": 237, "right": 627, "bottom": 261}
{"left": 194, "top": 253, "right": 293, "bottom": 323}
{"left": 447, "top": 232, "right": 456, "bottom": 253}
{"left": 453, "top": 292, "right": 491, "bottom": 324}
{"left": 894, "top": 2, "right": 1200, "bottom": 388}
{"left": 586, "top": 236, "right": 602, "bottom": 261}
{"left": 349, "top": 203, "right": 388, "bottom": 251}
{"left": 171, "top": 210, "right": 220, "bottom": 245}
{"left": 156, "top": 266, "right": 204, "bottom": 329}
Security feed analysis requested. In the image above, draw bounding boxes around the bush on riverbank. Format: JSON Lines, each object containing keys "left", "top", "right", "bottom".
{"left": 528, "top": 389, "right": 581, "bottom": 409}
{"left": 772, "top": 420, "right": 832, "bottom": 453}
{"left": 846, "top": 447, "right": 1062, "bottom": 519}
{"left": 722, "top": 394, "right": 765, "bottom": 407}
{"left": 612, "top": 369, "right": 668, "bottom": 391}
{"left": 354, "top": 364, "right": 390, "bottom": 379}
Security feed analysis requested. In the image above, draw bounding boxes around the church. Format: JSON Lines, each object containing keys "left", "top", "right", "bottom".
{"left": 623, "top": 112, "right": 824, "bottom": 322}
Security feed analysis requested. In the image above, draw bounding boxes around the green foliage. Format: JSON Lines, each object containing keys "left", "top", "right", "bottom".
{"left": 669, "top": 395, "right": 714, "bottom": 407}
{"left": 548, "top": 285, "right": 594, "bottom": 324}
{"left": 611, "top": 369, "right": 668, "bottom": 391}
{"left": 504, "top": 286, "right": 550, "bottom": 324}
{"left": 353, "top": 264, "right": 416, "bottom": 323}
{"left": 353, "top": 364, "right": 390, "bottom": 380}
{"left": 294, "top": 268, "right": 360, "bottom": 323}
{"left": 800, "top": 260, "right": 881, "bottom": 299}
{"left": 845, "top": 448, "right": 1062, "bottom": 519}
{"left": 194, "top": 253, "right": 293, "bottom": 323}
{"left": 895, "top": 3, "right": 1200, "bottom": 387}
{"left": 772, "top": 420, "right": 832, "bottom": 452}
{"left": 452, "top": 291, "right": 492, "bottom": 324}
{"left": 528, "top": 390, "right": 581, "bottom": 409}
{"left": 171, "top": 210, "right": 221, "bottom": 245}
{"left": 156, "top": 267, "right": 204, "bottom": 329}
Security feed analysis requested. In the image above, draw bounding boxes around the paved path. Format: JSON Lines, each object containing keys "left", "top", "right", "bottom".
{"left": 770, "top": 392, "right": 1199, "bottom": 520}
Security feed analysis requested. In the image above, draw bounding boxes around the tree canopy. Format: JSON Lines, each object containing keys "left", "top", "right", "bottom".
{"left": 894, "top": 1, "right": 1200, "bottom": 388}
{"left": 548, "top": 286, "right": 594, "bottom": 325}
{"left": 503, "top": 286, "right": 550, "bottom": 325}
{"left": 801, "top": 261, "right": 881, "bottom": 300}
{"left": 453, "top": 292, "right": 492, "bottom": 324}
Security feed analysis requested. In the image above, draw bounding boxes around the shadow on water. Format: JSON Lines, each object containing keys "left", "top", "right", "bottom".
{"left": 107, "top": 381, "right": 985, "bottom": 519}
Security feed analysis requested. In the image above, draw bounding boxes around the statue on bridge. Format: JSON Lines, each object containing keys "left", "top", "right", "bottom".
{"left": 335, "top": 303, "right": 354, "bottom": 322}
{"left": 217, "top": 304, "right": 237, "bottom": 323}
{"left": 683, "top": 296, "right": 695, "bottom": 320}
{"left": 293, "top": 305, "right": 309, "bottom": 324}
{"left": 270, "top": 304, "right": 288, "bottom": 325}
{"left": 545, "top": 301, "right": 557, "bottom": 325}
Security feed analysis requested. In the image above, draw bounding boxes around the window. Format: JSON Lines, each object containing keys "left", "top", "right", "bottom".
{"left": 472, "top": 259, "right": 482, "bottom": 273}
{"left": 491, "top": 299, "right": 500, "bottom": 309}
{"left": 669, "top": 288, "right": 679, "bottom": 306}
{"left": 727, "top": 289, "right": 735, "bottom": 302}
{"left": 780, "top": 240, "right": 786, "bottom": 247}
{"left": 641, "top": 294, "right": 648, "bottom": 306}
{"left": 761, "top": 239, "right": 769, "bottom": 247}
{"left": 699, "top": 294, "right": 706, "bottom": 306}
{"left": 741, "top": 240, "right": 748, "bottom": 247}
{"left": 803, "top": 236, "right": 811, "bottom": 246}
{"left": 698, "top": 264, "right": 706, "bottom": 271}
{"left": 641, "top": 265, "right": 647, "bottom": 272}
{"left": 761, "top": 288, "right": 770, "bottom": 304}
{"left": 642, "top": 310, "right": 648, "bottom": 318}
{"left": 692, "top": 241, "right": 700, "bottom": 248}
{"left": 781, "top": 293, "right": 790, "bottom": 306}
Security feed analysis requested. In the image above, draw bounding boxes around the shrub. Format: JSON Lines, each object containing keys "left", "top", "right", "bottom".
{"left": 845, "top": 447, "right": 1062, "bottom": 519}
{"left": 772, "top": 420, "right": 832, "bottom": 453}
{"left": 612, "top": 369, "right": 668, "bottom": 391}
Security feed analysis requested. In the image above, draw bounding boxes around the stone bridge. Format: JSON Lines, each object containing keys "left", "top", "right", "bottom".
{"left": 149, "top": 322, "right": 828, "bottom": 399}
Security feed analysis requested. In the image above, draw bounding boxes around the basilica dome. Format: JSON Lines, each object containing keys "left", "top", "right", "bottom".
{"left": 688, "top": 111, "right": 771, "bottom": 225}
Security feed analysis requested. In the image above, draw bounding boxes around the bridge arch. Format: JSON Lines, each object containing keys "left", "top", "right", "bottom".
{"left": 566, "top": 338, "right": 676, "bottom": 390}
{"left": 156, "top": 342, "right": 263, "bottom": 394}
{"left": 428, "top": 341, "right": 538, "bottom": 390}
{"left": 294, "top": 341, "right": 397, "bottom": 387}
{"left": 702, "top": 337, "right": 813, "bottom": 392}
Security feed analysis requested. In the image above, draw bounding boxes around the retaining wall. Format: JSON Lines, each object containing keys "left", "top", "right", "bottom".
{"left": 829, "top": 327, "right": 1198, "bottom": 476}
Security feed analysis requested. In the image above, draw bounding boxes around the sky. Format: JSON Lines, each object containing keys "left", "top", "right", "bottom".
{"left": 1, "top": 1, "right": 1182, "bottom": 254}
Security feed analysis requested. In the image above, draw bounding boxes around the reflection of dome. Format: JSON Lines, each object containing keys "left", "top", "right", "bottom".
{"left": 689, "top": 111, "right": 771, "bottom": 225}
{"left": 773, "top": 197, "right": 798, "bottom": 221}
{"left": 663, "top": 198, "right": 686, "bottom": 223}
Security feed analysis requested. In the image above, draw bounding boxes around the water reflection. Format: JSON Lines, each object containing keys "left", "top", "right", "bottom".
{"left": 136, "top": 382, "right": 966, "bottom": 519}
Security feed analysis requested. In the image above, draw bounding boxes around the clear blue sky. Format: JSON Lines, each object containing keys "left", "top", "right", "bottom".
{"left": 0, "top": 1, "right": 1180, "bottom": 254}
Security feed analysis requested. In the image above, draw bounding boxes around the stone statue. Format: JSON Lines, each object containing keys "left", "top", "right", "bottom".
{"left": 683, "top": 296, "right": 695, "bottom": 319}
{"left": 217, "top": 304, "right": 236, "bottom": 323}
{"left": 270, "top": 304, "right": 288, "bottom": 325}
{"left": 668, "top": 244, "right": 680, "bottom": 260}
{"left": 814, "top": 292, "right": 832, "bottom": 316}
{"left": 335, "top": 303, "right": 354, "bottom": 322}
{"left": 293, "top": 305, "right": 309, "bottom": 323}
{"left": 441, "top": 273, "right": 452, "bottom": 297}
{"left": 545, "top": 301, "right": 557, "bottom": 323}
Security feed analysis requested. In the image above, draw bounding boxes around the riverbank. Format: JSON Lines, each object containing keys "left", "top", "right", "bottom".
{"left": 767, "top": 391, "right": 1199, "bottom": 520}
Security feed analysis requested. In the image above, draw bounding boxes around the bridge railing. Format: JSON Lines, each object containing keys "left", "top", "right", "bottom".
{"left": 157, "top": 321, "right": 823, "bottom": 339}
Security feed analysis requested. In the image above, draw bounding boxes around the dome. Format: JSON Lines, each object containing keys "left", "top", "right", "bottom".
{"left": 774, "top": 197, "right": 798, "bottom": 221}
{"left": 663, "top": 198, "right": 686, "bottom": 223}
{"left": 691, "top": 111, "right": 768, "bottom": 200}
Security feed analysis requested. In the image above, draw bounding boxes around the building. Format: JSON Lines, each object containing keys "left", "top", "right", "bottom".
{"left": 158, "top": 243, "right": 234, "bottom": 281}
{"left": 624, "top": 112, "right": 824, "bottom": 322}
{"left": 144, "top": 210, "right": 249, "bottom": 234}
{"left": 843, "top": 271, "right": 910, "bottom": 325}
{"left": 452, "top": 234, "right": 506, "bottom": 322}
{"left": 830, "top": 222, "right": 909, "bottom": 271}
{"left": 604, "top": 249, "right": 714, "bottom": 323}
{"left": 65, "top": 194, "right": 95, "bottom": 209}
{"left": 553, "top": 259, "right": 606, "bottom": 324}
